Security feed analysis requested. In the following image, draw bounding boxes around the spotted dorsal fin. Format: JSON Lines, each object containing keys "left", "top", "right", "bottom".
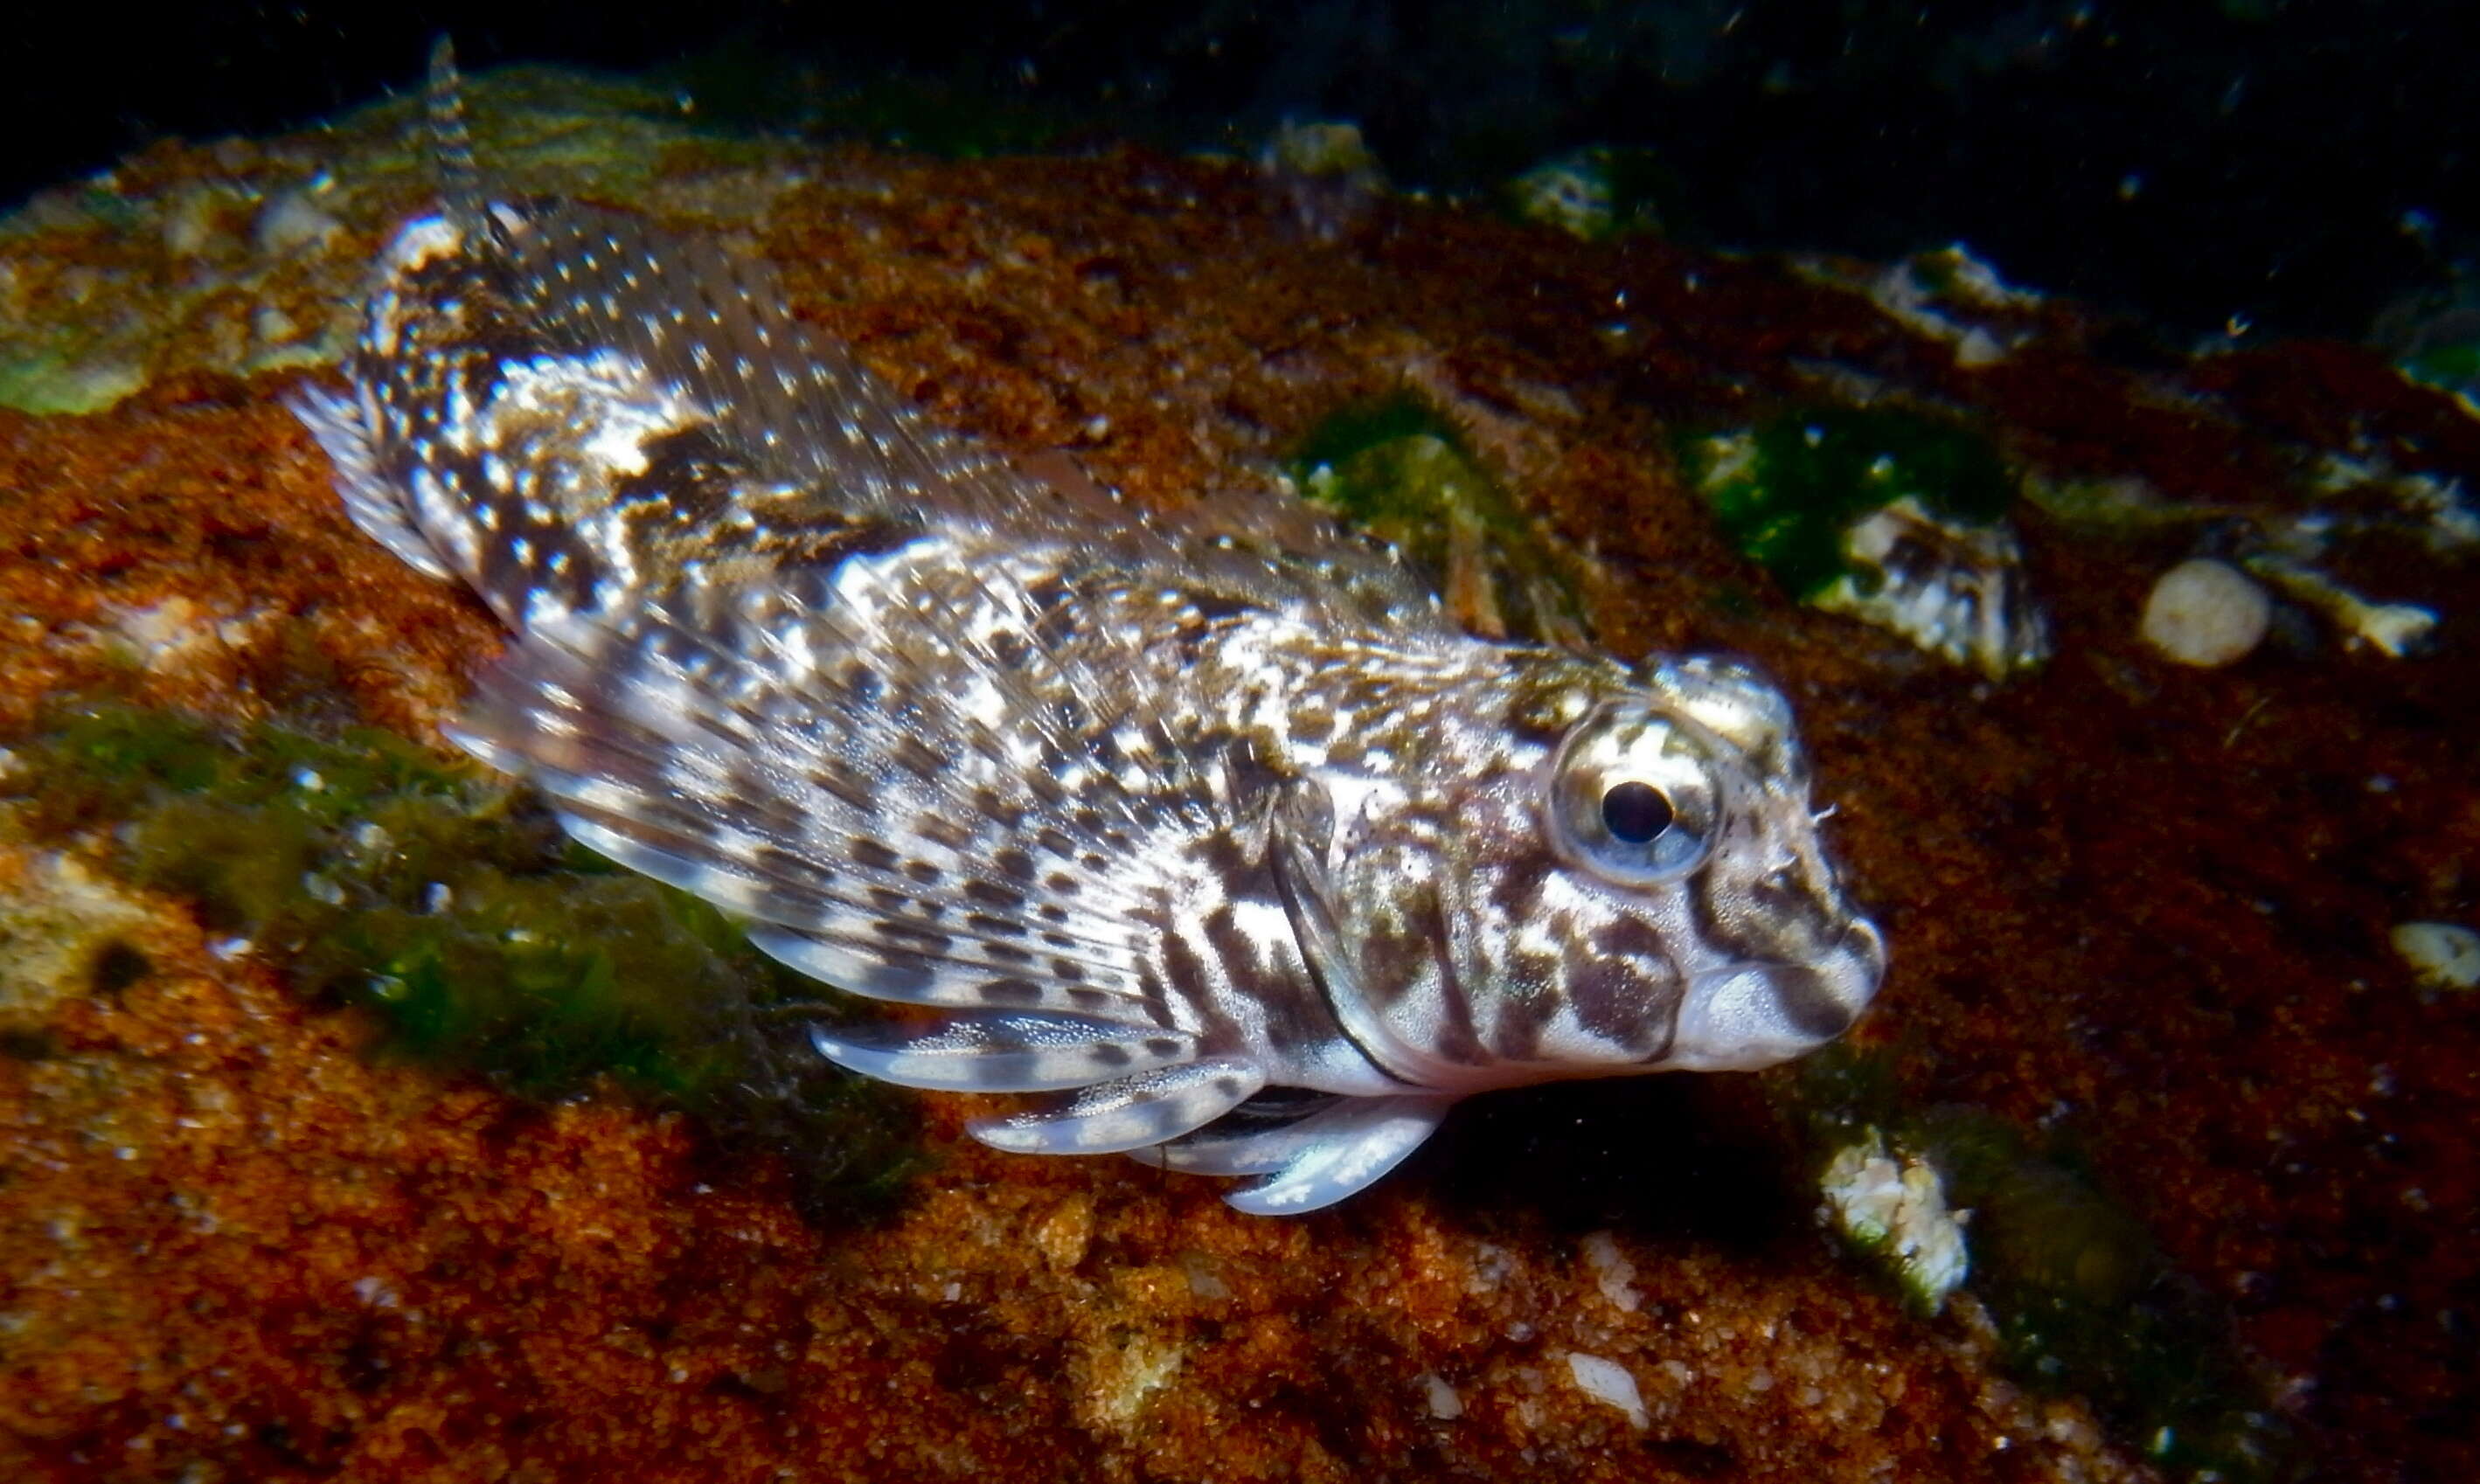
{"left": 424, "top": 37, "right": 488, "bottom": 239}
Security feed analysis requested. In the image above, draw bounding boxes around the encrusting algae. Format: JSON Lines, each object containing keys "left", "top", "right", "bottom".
{"left": 3, "top": 702, "right": 919, "bottom": 1203}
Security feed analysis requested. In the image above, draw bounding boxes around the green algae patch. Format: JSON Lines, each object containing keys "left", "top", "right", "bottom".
{"left": 1289, "top": 392, "right": 1588, "bottom": 644}
{"left": 0, "top": 350, "right": 150, "bottom": 416}
{"left": 1678, "top": 405, "right": 2016, "bottom": 600}
{"left": 1796, "top": 1048, "right": 2296, "bottom": 1483}
{"left": 2398, "top": 338, "right": 2480, "bottom": 418}
{"left": 1925, "top": 1109, "right": 2291, "bottom": 1484}
{"left": 6, "top": 703, "right": 920, "bottom": 1210}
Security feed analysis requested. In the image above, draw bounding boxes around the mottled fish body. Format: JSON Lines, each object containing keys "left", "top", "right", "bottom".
{"left": 294, "top": 43, "right": 1885, "bottom": 1213}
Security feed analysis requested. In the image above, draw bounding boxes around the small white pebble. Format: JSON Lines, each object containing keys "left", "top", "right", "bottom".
{"left": 2392, "top": 921, "right": 2480, "bottom": 990}
{"left": 1419, "top": 1371, "right": 1462, "bottom": 1420}
{"left": 254, "top": 187, "right": 341, "bottom": 258}
{"left": 1953, "top": 326, "right": 2007, "bottom": 367}
{"left": 1580, "top": 1230, "right": 1643, "bottom": 1313}
{"left": 253, "top": 304, "right": 302, "bottom": 348}
{"left": 1180, "top": 1258, "right": 1230, "bottom": 1301}
{"left": 1565, "top": 1352, "right": 1649, "bottom": 1429}
{"left": 161, "top": 185, "right": 226, "bottom": 258}
{"left": 2141, "top": 558, "right": 2270, "bottom": 667}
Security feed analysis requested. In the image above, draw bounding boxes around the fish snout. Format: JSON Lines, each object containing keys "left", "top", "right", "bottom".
{"left": 1665, "top": 915, "right": 1886, "bottom": 1071}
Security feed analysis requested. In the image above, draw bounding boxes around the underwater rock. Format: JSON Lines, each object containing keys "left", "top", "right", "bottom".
{"left": 0, "top": 844, "right": 156, "bottom": 1037}
{"left": 1797, "top": 242, "right": 2050, "bottom": 370}
{"left": 0, "top": 704, "right": 916, "bottom": 1203}
{"left": 1257, "top": 119, "right": 1388, "bottom": 242}
{"left": 0, "top": 63, "right": 804, "bottom": 414}
{"left": 2140, "top": 558, "right": 2272, "bottom": 667}
{"left": 1504, "top": 147, "right": 1671, "bottom": 242}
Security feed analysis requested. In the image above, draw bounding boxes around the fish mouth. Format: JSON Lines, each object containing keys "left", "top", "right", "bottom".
{"left": 1666, "top": 917, "right": 1887, "bottom": 1072}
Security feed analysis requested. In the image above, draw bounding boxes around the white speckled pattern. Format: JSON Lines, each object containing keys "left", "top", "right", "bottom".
{"left": 293, "top": 42, "right": 1884, "bottom": 1213}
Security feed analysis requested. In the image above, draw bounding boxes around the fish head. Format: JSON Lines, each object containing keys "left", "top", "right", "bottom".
{"left": 1294, "top": 653, "right": 1883, "bottom": 1092}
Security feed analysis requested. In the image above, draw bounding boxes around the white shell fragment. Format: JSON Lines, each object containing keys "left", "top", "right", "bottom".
{"left": 1812, "top": 496, "right": 2050, "bottom": 679}
{"left": 2247, "top": 552, "right": 2438, "bottom": 657}
{"left": 1564, "top": 1352, "right": 1650, "bottom": 1430}
{"left": 1820, "top": 1130, "right": 1971, "bottom": 1313}
{"left": 2392, "top": 921, "right": 2480, "bottom": 991}
{"left": 1845, "top": 242, "right": 2045, "bottom": 363}
{"left": 1580, "top": 1230, "right": 1643, "bottom": 1313}
{"left": 2141, "top": 558, "right": 2271, "bottom": 668}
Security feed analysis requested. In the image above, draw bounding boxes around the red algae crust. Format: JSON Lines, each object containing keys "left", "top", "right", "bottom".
{"left": 0, "top": 836, "right": 2125, "bottom": 1483}
{"left": 2, "top": 97, "right": 2477, "bottom": 1484}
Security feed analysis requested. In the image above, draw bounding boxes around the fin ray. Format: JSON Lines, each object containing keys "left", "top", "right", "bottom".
{"left": 450, "top": 579, "right": 1215, "bottom": 1027}
{"left": 289, "top": 385, "right": 455, "bottom": 580}
{"left": 810, "top": 1013, "right": 1196, "bottom": 1092}
{"left": 969, "top": 1058, "right": 1266, "bottom": 1155}
{"left": 1136, "top": 1094, "right": 1345, "bottom": 1176}
{"left": 1219, "top": 1094, "right": 1455, "bottom": 1215}
{"left": 752, "top": 925, "right": 1169, "bottom": 1026}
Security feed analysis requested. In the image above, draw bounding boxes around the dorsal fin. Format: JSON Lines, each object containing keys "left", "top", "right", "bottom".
{"left": 425, "top": 36, "right": 487, "bottom": 237}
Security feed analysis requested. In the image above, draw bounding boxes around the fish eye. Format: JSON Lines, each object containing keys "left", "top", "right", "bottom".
{"left": 1599, "top": 780, "right": 1673, "bottom": 843}
{"left": 1547, "top": 702, "right": 1722, "bottom": 885}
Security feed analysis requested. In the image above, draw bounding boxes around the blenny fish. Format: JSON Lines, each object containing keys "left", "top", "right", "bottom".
{"left": 292, "top": 43, "right": 1885, "bottom": 1214}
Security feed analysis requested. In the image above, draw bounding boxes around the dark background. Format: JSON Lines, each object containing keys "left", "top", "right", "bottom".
{"left": 3, "top": 1, "right": 2470, "bottom": 341}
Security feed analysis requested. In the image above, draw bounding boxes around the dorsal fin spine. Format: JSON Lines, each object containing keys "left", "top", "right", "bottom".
{"left": 426, "top": 36, "right": 488, "bottom": 237}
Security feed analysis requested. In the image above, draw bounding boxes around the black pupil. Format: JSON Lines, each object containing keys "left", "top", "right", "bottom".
{"left": 1600, "top": 780, "right": 1673, "bottom": 843}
